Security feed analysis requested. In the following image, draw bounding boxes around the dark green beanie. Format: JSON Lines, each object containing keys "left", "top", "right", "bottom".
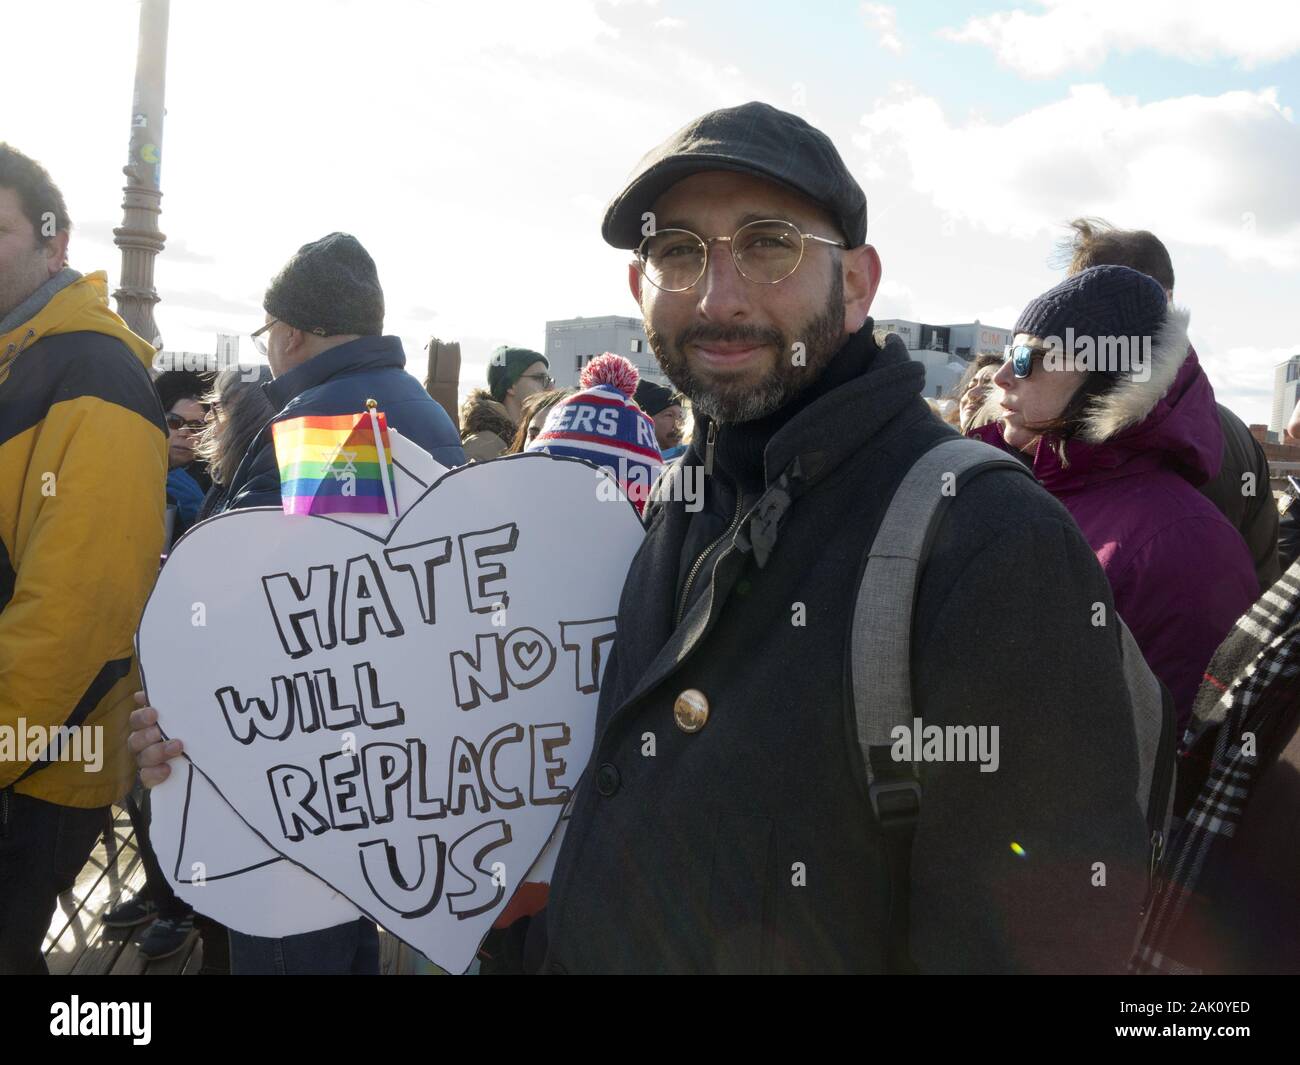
{"left": 487, "top": 346, "right": 549, "bottom": 401}
{"left": 263, "top": 232, "right": 384, "bottom": 337}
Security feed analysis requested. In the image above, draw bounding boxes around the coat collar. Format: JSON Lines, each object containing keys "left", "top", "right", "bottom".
{"left": 266, "top": 334, "right": 406, "bottom": 410}
{"left": 762, "top": 330, "right": 923, "bottom": 487}
{"left": 611, "top": 327, "right": 927, "bottom": 722}
{"left": 0, "top": 267, "right": 81, "bottom": 336}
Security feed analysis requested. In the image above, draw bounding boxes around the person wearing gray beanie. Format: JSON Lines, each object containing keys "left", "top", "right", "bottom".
{"left": 262, "top": 231, "right": 384, "bottom": 338}
{"left": 127, "top": 233, "right": 464, "bottom": 976}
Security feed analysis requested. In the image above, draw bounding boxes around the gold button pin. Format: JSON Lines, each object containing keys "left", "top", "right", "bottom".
{"left": 674, "top": 689, "right": 709, "bottom": 733}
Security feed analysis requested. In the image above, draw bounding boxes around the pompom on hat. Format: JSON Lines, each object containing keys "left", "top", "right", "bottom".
{"left": 526, "top": 353, "right": 664, "bottom": 513}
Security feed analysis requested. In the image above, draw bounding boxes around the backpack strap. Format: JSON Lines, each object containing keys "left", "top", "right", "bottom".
{"left": 849, "top": 437, "right": 1032, "bottom": 969}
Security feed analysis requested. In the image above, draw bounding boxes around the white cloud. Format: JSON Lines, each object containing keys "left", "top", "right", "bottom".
{"left": 854, "top": 84, "right": 1300, "bottom": 267}
{"left": 654, "top": 17, "right": 686, "bottom": 30}
{"left": 874, "top": 278, "right": 917, "bottom": 319}
{"left": 1, "top": 0, "right": 764, "bottom": 398}
{"left": 942, "top": 0, "right": 1300, "bottom": 78}
{"left": 1194, "top": 344, "right": 1299, "bottom": 427}
{"left": 861, "top": 3, "right": 903, "bottom": 55}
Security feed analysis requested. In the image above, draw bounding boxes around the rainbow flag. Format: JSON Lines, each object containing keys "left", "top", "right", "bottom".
{"left": 272, "top": 410, "right": 395, "bottom": 516}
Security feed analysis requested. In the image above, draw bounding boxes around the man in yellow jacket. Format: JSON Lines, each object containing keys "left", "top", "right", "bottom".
{"left": 0, "top": 144, "right": 167, "bottom": 973}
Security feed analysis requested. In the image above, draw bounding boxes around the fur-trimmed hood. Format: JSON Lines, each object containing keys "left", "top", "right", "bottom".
{"left": 459, "top": 387, "right": 517, "bottom": 443}
{"left": 1076, "top": 305, "right": 1192, "bottom": 443}
{"left": 1039, "top": 305, "right": 1224, "bottom": 490}
{"left": 968, "top": 310, "right": 1256, "bottom": 730}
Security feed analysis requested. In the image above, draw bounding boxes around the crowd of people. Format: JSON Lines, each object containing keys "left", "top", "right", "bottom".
{"left": 2, "top": 97, "right": 1299, "bottom": 975}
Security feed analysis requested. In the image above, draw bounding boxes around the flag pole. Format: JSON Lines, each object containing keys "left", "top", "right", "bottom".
{"left": 365, "top": 398, "right": 397, "bottom": 520}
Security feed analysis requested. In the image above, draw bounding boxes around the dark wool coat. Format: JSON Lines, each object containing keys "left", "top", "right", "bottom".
{"left": 541, "top": 325, "right": 1150, "bottom": 974}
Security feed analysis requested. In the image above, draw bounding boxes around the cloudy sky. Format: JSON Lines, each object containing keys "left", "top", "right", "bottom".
{"left": 5, "top": 0, "right": 1298, "bottom": 424}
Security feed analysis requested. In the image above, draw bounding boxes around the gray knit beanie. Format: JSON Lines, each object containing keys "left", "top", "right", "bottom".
{"left": 263, "top": 232, "right": 384, "bottom": 336}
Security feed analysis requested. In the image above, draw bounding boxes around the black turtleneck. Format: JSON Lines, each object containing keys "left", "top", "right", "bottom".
{"left": 672, "top": 321, "right": 878, "bottom": 622}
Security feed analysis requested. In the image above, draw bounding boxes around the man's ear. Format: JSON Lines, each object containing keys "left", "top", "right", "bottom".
{"left": 841, "top": 244, "right": 881, "bottom": 334}
{"left": 284, "top": 325, "right": 308, "bottom": 357}
{"left": 44, "top": 231, "right": 70, "bottom": 276}
{"left": 628, "top": 261, "right": 643, "bottom": 305}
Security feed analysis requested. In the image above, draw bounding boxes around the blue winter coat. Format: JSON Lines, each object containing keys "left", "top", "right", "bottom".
{"left": 222, "top": 335, "right": 464, "bottom": 511}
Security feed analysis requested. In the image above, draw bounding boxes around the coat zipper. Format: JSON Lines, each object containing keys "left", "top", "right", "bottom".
{"left": 1142, "top": 693, "right": 1178, "bottom": 910}
{"left": 675, "top": 487, "right": 744, "bottom": 627}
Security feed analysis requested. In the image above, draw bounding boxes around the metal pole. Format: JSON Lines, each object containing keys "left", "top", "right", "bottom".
{"left": 113, "top": 0, "right": 170, "bottom": 348}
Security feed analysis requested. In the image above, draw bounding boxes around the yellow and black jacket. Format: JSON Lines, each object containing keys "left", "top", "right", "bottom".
{"left": 0, "top": 270, "right": 167, "bottom": 808}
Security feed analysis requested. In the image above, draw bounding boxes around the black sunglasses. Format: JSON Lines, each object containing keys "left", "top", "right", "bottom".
{"left": 166, "top": 413, "right": 207, "bottom": 432}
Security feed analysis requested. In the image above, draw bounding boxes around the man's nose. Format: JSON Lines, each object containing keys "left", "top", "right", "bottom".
{"left": 696, "top": 240, "right": 750, "bottom": 320}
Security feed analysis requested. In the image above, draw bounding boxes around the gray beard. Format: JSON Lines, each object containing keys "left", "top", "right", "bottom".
{"left": 645, "top": 272, "right": 845, "bottom": 425}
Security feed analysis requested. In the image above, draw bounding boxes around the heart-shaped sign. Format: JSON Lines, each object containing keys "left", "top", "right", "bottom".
{"left": 137, "top": 453, "right": 644, "bottom": 972}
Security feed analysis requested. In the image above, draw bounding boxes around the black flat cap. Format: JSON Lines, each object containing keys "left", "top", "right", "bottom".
{"left": 602, "top": 101, "right": 867, "bottom": 250}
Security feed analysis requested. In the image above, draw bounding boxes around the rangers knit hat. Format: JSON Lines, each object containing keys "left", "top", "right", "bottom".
{"left": 526, "top": 353, "right": 664, "bottom": 513}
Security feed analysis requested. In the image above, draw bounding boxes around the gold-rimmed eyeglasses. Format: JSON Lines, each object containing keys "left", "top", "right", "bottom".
{"left": 636, "top": 218, "right": 848, "bottom": 293}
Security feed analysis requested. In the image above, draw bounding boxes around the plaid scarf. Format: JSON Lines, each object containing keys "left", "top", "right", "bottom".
{"left": 1131, "top": 559, "right": 1300, "bottom": 973}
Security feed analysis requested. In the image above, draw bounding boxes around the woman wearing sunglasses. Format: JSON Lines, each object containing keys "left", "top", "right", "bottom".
{"left": 154, "top": 370, "right": 213, "bottom": 543}
{"left": 968, "top": 265, "right": 1257, "bottom": 733}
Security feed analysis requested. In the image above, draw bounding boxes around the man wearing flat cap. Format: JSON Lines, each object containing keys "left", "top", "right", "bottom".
{"left": 537, "top": 101, "right": 1151, "bottom": 973}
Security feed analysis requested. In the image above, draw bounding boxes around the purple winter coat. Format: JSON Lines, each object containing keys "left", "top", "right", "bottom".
{"left": 971, "top": 316, "right": 1257, "bottom": 732}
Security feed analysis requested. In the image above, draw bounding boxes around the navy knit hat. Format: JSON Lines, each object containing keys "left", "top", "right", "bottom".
{"left": 1014, "top": 265, "right": 1167, "bottom": 347}
{"left": 487, "top": 346, "right": 549, "bottom": 402}
{"left": 264, "top": 232, "right": 384, "bottom": 337}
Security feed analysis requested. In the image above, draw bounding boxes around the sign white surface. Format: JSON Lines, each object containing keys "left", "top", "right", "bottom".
{"left": 139, "top": 449, "right": 642, "bottom": 972}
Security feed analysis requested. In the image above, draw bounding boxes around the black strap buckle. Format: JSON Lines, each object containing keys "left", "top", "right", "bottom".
{"left": 868, "top": 778, "right": 922, "bottom": 828}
